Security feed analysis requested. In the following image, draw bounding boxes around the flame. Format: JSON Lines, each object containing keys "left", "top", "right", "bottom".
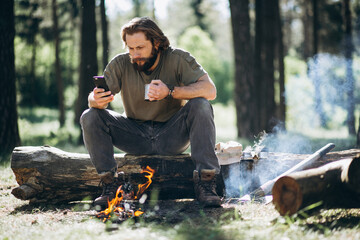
{"left": 97, "top": 166, "right": 155, "bottom": 222}
{"left": 135, "top": 166, "right": 155, "bottom": 199}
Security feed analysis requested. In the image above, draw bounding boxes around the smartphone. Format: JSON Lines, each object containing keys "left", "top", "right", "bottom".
{"left": 93, "top": 76, "right": 111, "bottom": 97}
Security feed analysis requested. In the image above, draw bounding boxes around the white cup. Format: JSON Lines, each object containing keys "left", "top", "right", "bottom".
{"left": 144, "top": 84, "right": 150, "bottom": 101}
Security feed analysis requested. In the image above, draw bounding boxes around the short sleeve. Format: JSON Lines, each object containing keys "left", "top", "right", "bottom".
{"left": 175, "top": 50, "right": 207, "bottom": 86}
{"left": 103, "top": 54, "right": 125, "bottom": 94}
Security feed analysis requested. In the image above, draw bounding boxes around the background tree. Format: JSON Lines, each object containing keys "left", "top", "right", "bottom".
{"left": 15, "top": 0, "right": 42, "bottom": 106}
{"left": 229, "top": 0, "right": 256, "bottom": 138}
{"left": 75, "top": 0, "right": 98, "bottom": 136}
{"left": 276, "top": 0, "right": 286, "bottom": 126}
{"left": 343, "top": 0, "right": 356, "bottom": 135}
{"left": 262, "top": 0, "right": 277, "bottom": 132}
{"left": 0, "top": 0, "right": 20, "bottom": 160}
{"left": 191, "top": 0, "right": 207, "bottom": 31}
{"left": 100, "top": 0, "right": 109, "bottom": 70}
{"left": 52, "top": 0, "right": 65, "bottom": 127}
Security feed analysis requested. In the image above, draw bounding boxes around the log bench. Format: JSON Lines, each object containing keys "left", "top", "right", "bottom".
{"left": 10, "top": 146, "right": 360, "bottom": 204}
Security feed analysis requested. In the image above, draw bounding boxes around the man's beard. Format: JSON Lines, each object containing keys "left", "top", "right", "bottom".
{"left": 130, "top": 47, "right": 159, "bottom": 72}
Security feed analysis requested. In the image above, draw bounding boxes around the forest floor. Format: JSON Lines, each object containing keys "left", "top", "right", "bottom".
{"left": 1, "top": 105, "right": 360, "bottom": 239}
{"left": 1, "top": 164, "right": 360, "bottom": 240}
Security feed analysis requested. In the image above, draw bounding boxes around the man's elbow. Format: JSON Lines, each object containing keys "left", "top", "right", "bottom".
{"left": 207, "top": 86, "right": 217, "bottom": 101}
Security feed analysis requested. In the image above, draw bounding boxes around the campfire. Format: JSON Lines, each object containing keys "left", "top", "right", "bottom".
{"left": 96, "top": 166, "right": 155, "bottom": 222}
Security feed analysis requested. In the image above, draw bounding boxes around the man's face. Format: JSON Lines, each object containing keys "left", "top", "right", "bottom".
{"left": 126, "top": 32, "right": 158, "bottom": 72}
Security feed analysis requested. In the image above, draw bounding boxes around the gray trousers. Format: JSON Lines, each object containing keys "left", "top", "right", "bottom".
{"left": 80, "top": 98, "right": 220, "bottom": 175}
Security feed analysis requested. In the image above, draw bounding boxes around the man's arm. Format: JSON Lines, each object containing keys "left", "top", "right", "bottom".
{"left": 147, "top": 74, "right": 216, "bottom": 101}
{"left": 88, "top": 88, "right": 114, "bottom": 109}
{"left": 172, "top": 73, "right": 216, "bottom": 100}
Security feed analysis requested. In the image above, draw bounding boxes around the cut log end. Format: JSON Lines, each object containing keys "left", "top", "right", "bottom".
{"left": 272, "top": 176, "right": 303, "bottom": 216}
{"left": 346, "top": 154, "right": 360, "bottom": 192}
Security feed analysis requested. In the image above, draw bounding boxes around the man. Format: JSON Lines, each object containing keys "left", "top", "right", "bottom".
{"left": 80, "top": 17, "right": 221, "bottom": 208}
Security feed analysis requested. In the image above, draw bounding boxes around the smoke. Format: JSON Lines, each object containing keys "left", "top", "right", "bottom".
{"left": 287, "top": 53, "right": 358, "bottom": 131}
{"left": 222, "top": 53, "right": 359, "bottom": 198}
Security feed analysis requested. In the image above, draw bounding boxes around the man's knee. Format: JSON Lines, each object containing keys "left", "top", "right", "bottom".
{"left": 187, "top": 98, "right": 213, "bottom": 116}
{"left": 80, "top": 108, "right": 102, "bottom": 129}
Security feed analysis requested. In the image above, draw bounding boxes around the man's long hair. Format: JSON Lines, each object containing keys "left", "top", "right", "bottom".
{"left": 121, "top": 17, "right": 170, "bottom": 51}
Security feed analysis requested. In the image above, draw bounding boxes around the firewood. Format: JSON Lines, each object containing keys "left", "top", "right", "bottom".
{"left": 272, "top": 154, "right": 360, "bottom": 216}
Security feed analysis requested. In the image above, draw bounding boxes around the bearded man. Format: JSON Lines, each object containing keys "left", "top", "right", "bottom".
{"left": 80, "top": 17, "right": 221, "bottom": 208}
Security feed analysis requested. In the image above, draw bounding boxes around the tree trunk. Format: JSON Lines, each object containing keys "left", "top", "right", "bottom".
{"left": 343, "top": 0, "right": 356, "bottom": 135}
{"left": 275, "top": 0, "right": 286, "bottom": 126}
{"left": 302, "top": 0, "right": 312, "bottom": 60}
{"left": 133, "top": 0, "right": 142, "bottom": 18}
{"left": 0, "top": 0, "right": 20, "bottom": 159}
{"left": 357, "top": 120, "right": 360, "bottom": 147}
{"left": 52, "top": 0, "right": 65, "bottom": 127}
{"left": 312, "top": 0, "right": 328, "bottom": 128}
{"left": 191, "top": 0, "right": 206, "bottom": 31}
{"left": 75, "top": 0, "right": 98, "bottom": 136}
{"left": 100, "top": 0, "right": 109, "bottom": 71}
{"left": 272, "top": 155, "right": 360, "bottom": 216}
{"left": 261, "top": 0, "right": 277, "bottom": 132}
{"left": 254, "top": 0, "right": 263, "bottom": 134}
{"left": 229, "top": 0, "right": 257, "bottom": 138}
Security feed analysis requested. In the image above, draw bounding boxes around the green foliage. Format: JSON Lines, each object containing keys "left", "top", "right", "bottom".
{"left": 17, "top": 107, "right": 85, "bottom": 154}
{"left": 14, "top": 0, "right": 80, "bottom": 108}
{"left": 178, "top": 26, "right": 233, "bottom": 104}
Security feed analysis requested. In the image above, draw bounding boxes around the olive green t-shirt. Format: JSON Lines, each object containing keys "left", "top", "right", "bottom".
{"left": 103, "top": 47, "right": 206, "bottom": 122}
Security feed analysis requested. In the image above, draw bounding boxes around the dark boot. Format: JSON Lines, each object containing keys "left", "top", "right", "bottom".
{"left": 94, "top": 171, "right": 120, "bottom": 210}
{"left": 193, "top": 169, "right": 221, "bottom": 207}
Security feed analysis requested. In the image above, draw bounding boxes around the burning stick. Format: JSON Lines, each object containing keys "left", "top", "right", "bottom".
{"left": 96, "top": 166, "right": 155, "bottom": 222}
{"left": 239, "top": 143, "right": 335, "bottom": 202}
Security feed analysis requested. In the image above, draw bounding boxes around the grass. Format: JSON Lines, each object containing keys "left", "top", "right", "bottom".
{"left": 1, "top": 104, "right": 360, "bottom": 239}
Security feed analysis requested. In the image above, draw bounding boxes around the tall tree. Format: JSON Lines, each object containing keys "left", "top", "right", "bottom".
{"left": 342, "top": 0, "right": 356, "bottom": 135}
{"left": 16, "top": 0, "right": 42, "bottom": 106}
{"left": 312, "top": 0, "right": 328, "bottom": 128}
{"left": 0, "top": 0, "right": 20, "bottom": 159}
{"left": 276, "top": 0, "right": 286, "bottom": 126}
{"left": 191, "top": 0, "right": 206, "bottom": 31}
{"left": 229, "top": 0, "right": 257, "bottom": 138}
{"left": 100, "top": 0, "right": 109, "bottom": 70}
{"left": 260, "top": 0, "right": 277, "bottom": 132}
{"left": 75, "top": 0, "right": 98, "bottom": 135}
{"left": 254, "top": 0, "right": 263, "bottom": 133}
{"left": 133, "top": 0, "right": 144, "bottom": 17}
{"left": 52, "top": 0, "right": 65, "bottom": 127}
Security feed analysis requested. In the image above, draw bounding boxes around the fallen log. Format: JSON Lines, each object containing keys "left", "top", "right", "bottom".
{"left": 10, "top": 145, "right": 360, "bottom": 204}
{"left": 272, "top": 154, "right": 360, "bottom": 216}
{"left": 11, "top": 146, "right": 196, "bottom": 203}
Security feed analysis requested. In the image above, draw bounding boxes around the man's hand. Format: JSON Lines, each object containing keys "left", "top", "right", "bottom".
{"left": 147, "top": 80, "right": 169, "bottom": 101}
{"left": 88, "top": 87, "right": 114, "bottom": 109}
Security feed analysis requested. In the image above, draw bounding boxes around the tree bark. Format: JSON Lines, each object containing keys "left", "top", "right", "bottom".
{"left": 275, "top": 0, "right": 286, "bottom": 126}
{"left": 253, "top": 0, "right": 262, "bottom": 134}
{"left": 0, "top": 0, "right": 20, "bottom": 159}
{"left": 272, "top": 154, "right": 360, "bottom": 216}
{"left": 75, "top": 0, "right": 98, "bottom": 133}
{"left": 261, "top": 0, "right": 277, "bottom": 132}
{"left": 229, "top": 0, "right": 257, "bottom": 138}
{"left": 52, "top": 0, "right": 65, "bottom": 127}
{"left": 100, "top": 0, "right": 109, "bottom": 71}
{"left": 312, "top": 0, "right": 328, "bottom": 128}
{"left": 342, "top": 0, "right": 356, "bottom": 135}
